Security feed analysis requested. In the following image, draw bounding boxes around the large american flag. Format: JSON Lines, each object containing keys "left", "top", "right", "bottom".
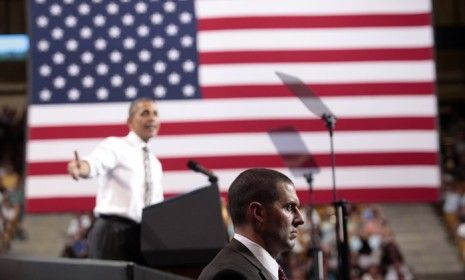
{"left": 27, "top": 0, "right": 439, "bottom": 212}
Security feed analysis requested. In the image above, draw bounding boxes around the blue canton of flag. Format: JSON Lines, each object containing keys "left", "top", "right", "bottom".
{"left": 30, "top": 0, "right": 200, "bottom": 104}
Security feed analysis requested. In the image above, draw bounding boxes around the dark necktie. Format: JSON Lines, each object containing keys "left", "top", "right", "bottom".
{"left": 278, "top": 266, "right": 288, "bottom": 280}
{"left": 142, "top": 146, "right": 152, "bottom": 206}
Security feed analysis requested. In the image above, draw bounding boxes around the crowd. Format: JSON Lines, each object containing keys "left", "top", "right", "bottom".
{"left": 276, "top": 204, "right": 414, "bottom": 280}
{"left": 0, "top": 105, "right": 26, "bottom": 253}
{"left": 439, "top": 102, "right": 465, "bottom": 263}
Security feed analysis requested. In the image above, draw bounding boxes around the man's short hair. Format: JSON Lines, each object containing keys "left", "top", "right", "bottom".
{"left": 228, "top": 168, "right": 293, "bottom": 226}
{"left": 128, "top": 97, "right": 155, "bottom": 118}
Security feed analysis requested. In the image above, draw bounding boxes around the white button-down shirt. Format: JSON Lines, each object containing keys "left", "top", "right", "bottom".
{"left": 84, "top": 131, "right": 163, "bottom": 223}
{"left": 234, "top": 233, "right": 279, "bottom": 280}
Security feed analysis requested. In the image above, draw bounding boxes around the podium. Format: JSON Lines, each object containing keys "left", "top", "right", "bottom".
{"left": 141, "top": 185, "right": 228, "bottom": 272}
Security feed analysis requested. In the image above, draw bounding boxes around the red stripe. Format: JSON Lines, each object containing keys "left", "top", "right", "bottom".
{"left": 27, "top": 152, "right": 438, "bottom": 176}
{"left": 198, "top": 14, "right": 431, "bottom": 30}
{"left": 25, "top": 187, "right": 439, "bottom": 213}
{"left": 28, "top": 117, "right": 436, "bottom": 140}
{"left": 202, "top": 82, "right": 434, "bottom": 98}
{"left": 200, "top": 48, "right": 433, "bottom": 64}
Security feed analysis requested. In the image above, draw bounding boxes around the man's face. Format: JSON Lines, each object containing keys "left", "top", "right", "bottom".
{"left": 261, "top": 182, "right": 304, "bottom": 258}
{"left": 128, "top": 101, "right": 160, "bottom": 142}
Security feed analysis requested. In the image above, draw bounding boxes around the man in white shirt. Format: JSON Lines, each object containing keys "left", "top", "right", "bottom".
{"left": 67, "top": 97, "right": 163, "bottom": 263}
{"left": 198, "top": 168, "right": 304, "bottom": 280}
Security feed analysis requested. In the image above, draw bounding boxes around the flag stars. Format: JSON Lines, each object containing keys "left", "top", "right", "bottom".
{"left": 153, "top": 85, "right": 166, "bottom": 98}
{"left": 179, "top": 12, "right": 192, "bottom": 24}
{"left": 164, "top": 1, "right": 176, "bottom": 13}
{"left": 167, "top": 48, "right": 180, "bottom": 61}
{"left": 108, "top": 26, "right": 121, "bottom": 38}
{"left": 183, "top": 60, "right": 195, "bottom": 72}
{"left": 122, "top": 13, "right": 135, "bottom": 26}
{"left": 135, "top": 2, "right": 148, "bottom": 14}
{"left": 165, "top": 24, "right": 179, "bottom": 36}
{"left": 68, "top": 88, "right": 80, "bottom": 101}
{"left": 96, "top": 63, "right": 109, "bottom": 75}
{"left": 66, "top": 39, "right": 79, "bottom": 51}
{"left": 78, "top": 3, "right": 91, "bottom": 15}
{"left": 111, "top": 75, "right": 123, "bottom": 87}
{"left": 150, "top": 13, "right": 163, "bottom": 25}
{"left": 137, "top": 25, "right": 150, "bottom": 37}
{"left": 153, "top": 61, "right": 166, "bottom": 73}
{"left": 81, "top": 51, "right": 94, "bottom": 64}
{"left": 52, "top": 52, "right": 65, "bottom": 64}
{"left": 65, "top": 15, "right": 77, "bottom": 28}
{"left": 125, "top": 62, "right": 138, "bottom": 74}
{"left": 80, "top": 26, "right": 93, "bottom": 39}
{"left": 125, "top": 86, "right": 138, "bottom": 99}
{"left": 152, "top": 36, "right": 164, "bottom": 49}
{"left": 39, "top": 64, "right": 51, "bottom": 77}
{"left": 68, "top": 64, "right": 80, "bottom": 76}
{"left": 63, "top": 0, "right": 74, "bottom": 4}
{"left": 181, "top": 35, "right": 193, "bottom": 48}
{"left": 39, "top": 89, "right": 51, "bottom": 101}
{"left": 36, "top": 15, "right": 48, "bottom": 28}
{"left": 123, "top": 37, "right": 136, "bottom": 49}
{"left": 138, "top": 49, "right": 151, "bottom": 62}
{"left": 106, "top": 2, "right": 119, "bottom": 15}
{"left": 182, "top": 84, "right": 195, "bottom": 97}
{"left": 37, "top": 40, "right": 50, "bottom": 52}
{"left": 49, "top": 4, "right": 62, "bottom": 16}
{"left": 53, "top": 76, "right": 66, "bottom": 89}
{"left": 110, "top": 50, "right": 123, "bottom": 63}
{"left": 139, "top": 73, "right": 152, "bottom": 86}
{"left": 96, "top": 87, "right": 109, "bottom": 100}
{"left": 168, "top": 72, "right": 180, "bottom": 85}
{"left": 82, "top": 75, "right": 95, "bottom": 88}
{"left": 51, "top": 27, "right": 64, "bottom": 40}
{"left": 93, "top": 14, "right": 106, "bottom": 27}
{"left": 95, "top": 38, "right": 107, "bottom": 50}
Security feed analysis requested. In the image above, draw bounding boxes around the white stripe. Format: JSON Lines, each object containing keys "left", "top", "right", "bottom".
{"left": 196, "top": 0, "right": 431, "bottom": 18}
{"left": 199, "top": 27, "right": 433, "bottom": 51}
{"left": 27, "top": 130, "right": 438, "bottom": 162}
{"left": 28, "top": 95, "right": 437, "bottom": 126}
{"left": 200, "top": 61, "right": 435, "bottom": 85}
{"left": 26, "top": 165, "right": 439, "bottom": 198}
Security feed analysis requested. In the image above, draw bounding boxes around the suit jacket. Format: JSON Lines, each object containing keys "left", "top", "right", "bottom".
{"left": 198, "top": 238, "right": 274, "bottom": 280}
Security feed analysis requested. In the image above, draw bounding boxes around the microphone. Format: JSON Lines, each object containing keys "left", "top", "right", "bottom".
{"left": 187, "top": 160, "right": 218, "bottom": 184}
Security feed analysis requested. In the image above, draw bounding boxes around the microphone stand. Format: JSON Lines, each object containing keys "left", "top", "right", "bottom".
{"left": 208, "top": 175, "right": 219, "bottom": 188}
{"left": 322, "top": 113, "right": 350, "bottom": 280}
{"left": 303, "top": 173, "right": 324, "bottom": 280}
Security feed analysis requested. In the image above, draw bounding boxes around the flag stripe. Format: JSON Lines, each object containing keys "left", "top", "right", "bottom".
{"left": 27, "top": 152, "right": 438, "bottom": 176}
{"left": 25, "top": 166, "right": 440, "bottom": 198}
{"left": 202, "top": 82, "right": 434, "bottom": 98}
{"left": 198, "top": 14, "right": 431, "bottom": 30}
{"left": 200, "top": 48, "right": 433, "bottom": 64}
{"left": 200, "top": 61, "right": 435, "bottom": 85}
{"left": 26, "top": 187, "right": 439, "bottom": 212}
{"left": 29, "top": 117, "right": 436, "bottom": 140}
{"left": 27, "top": 131, "right": 438, "bottom": 161}
{"left": 198, "top": 27, "right": 433, "bottom": 51}
{"left": 28, "top": 96, "right": 437, "bottom": 126}
{"left": 195, "top": 0, "right": 432, "bottom": 18}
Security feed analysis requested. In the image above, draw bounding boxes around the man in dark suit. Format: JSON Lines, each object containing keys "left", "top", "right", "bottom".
{"left": 198, "top": 168, "right": 304, "bottom": 280}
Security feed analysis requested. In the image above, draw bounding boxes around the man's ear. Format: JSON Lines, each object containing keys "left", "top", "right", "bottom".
{"left": 249, "top": 201, "right": 265, "bottom": 223}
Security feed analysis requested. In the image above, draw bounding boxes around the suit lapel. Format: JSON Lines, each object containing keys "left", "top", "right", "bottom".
{"left": 229, "top": 239, "right": 275, "bottom": 280}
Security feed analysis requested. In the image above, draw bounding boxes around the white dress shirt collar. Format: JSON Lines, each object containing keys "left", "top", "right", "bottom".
{"left": 234, "top": 233, "right": 279, "bottom": 280}
{"left": 127, "top": 131, "right": 148, "bottom": 148}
